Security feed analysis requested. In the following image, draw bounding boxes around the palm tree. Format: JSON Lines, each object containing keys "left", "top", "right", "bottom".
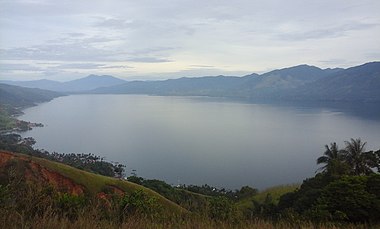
{"left": 343, "top": 138, "right": 372, "bottom": 175}
{"left": 317, "top": 142, "right": 345, "bottom": 174}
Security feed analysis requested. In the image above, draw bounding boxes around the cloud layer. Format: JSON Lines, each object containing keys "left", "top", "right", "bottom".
{"left": 0, "top": 0, "right": 379, "bottom": 81}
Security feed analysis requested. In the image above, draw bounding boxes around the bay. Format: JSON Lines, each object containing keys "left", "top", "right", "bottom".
{"left": 19, "top": 94, "right": 380, "bottom": 189}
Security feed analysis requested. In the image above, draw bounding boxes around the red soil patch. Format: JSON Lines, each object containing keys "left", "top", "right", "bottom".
{"left": 29, "top": 161, "right": 84, "bottom": 195}
{"left": 0, "top": 150, "right": 84, "bottom": 195}
{"left": 0, "top": 150, "right": 129, "bottom": 202}
{"left": 109, "top": 185, "right": 125, "bottom": 196}
{"left": 96, "top": 186, "right": 125, "bottom": 209}
{"left": 0, "top": 151, "right": 16, "bottom": 166}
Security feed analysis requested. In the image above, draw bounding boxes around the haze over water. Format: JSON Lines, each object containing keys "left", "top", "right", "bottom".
{"left": 20, "top": 94, "right": 380, "bottom": 189}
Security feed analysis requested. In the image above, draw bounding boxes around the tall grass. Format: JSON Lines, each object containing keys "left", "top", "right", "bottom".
{"left": 0, "top": 211, "right": 371, "bottom": 229}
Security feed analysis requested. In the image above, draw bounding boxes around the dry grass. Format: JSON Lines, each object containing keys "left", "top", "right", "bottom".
{"left": 1, "top": 211, "right": 374, "bottom": 229}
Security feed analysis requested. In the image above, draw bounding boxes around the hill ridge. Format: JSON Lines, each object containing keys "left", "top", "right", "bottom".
{"left": 0, "top": 150, "right": 187, "bottom": 214}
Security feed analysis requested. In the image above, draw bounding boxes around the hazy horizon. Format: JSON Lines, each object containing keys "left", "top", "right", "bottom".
{"left": 2, "top": 61, "right": 378, "bottom": 83}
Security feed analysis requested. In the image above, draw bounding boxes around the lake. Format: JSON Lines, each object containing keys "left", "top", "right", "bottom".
{"left": 19, "top": 94, "right": 380, "bottom": 189}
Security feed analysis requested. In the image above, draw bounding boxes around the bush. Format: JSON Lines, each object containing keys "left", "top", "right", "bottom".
{"left": 55, "top": 193, "right": 86, "bottom": 220}
{"left": 208, "top": 196, "right": 239, "bottom": 221}
{"left": 120, "top": 189, "right": 161, "bottom": 219}
{"left": 278, "top": 174, "right": 380, "bottom": 223}
{"left": 318, "top": 175, "right": 380, "bottom": 222}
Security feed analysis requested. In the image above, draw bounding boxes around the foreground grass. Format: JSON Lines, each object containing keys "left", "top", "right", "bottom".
{"left": 1, "top": 152, "right": 378, "bottom": 229}
{"left": 1, "top": 212, "right": 371, "bottom": 229}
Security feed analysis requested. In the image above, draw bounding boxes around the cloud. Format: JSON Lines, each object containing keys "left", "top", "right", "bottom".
{"left": 189, "top": 65, "right": 215, "bottom": 68}
{"left": 365, "top": 52, "right": 380, "bottom": 59}
{"left": 0, "top": 63, "right": 42, "bottom": 71}
{"left": 276, "top": 22, "right": 379, "bottom": 41}
{"left": 54, "top": 63, "right": 105, "bottom": 69}
{"left": 0, "top": 44, "right": 113, "bottom": 62}
{"left": 1, "top": 0, "right": 379, "bottom": 81}
{"left": 128, "top": 47, "right": 176, "bottom": 55}
{"left": 100, "top": 65, "right": 132, "bottom": 69}
{"left": 65, "top": 32, "right": 86, "bottom": 37}
{"left": 94, "top": 17, "right": 133, "bottom": 29}
{"left": 316, "top": 59, "right": 362, "bottom": 67}
{"left": 0, "top": 33, "right": 174, "bottom": 64}
{"left": 52, "top": 63, "right": 133, "bottom": 70}
{"left": 126, "top": 57, "right": 172, "bottom": 63}
{"left": 0, "top": 35, "right": 125, "bottom": 62}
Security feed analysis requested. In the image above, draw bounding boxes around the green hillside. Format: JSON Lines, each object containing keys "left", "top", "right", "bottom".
{"left": 0, "top": 151, "right": 186, "bottom": 215}
{"left": 0, "top": 83, "right": 63, "bottom": 107}
{"left": 237, "top": 184, "right": 300, "bottom": 210}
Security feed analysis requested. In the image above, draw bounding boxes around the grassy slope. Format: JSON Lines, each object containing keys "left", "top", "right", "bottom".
{"left": 237, "top": 184, "right": 299, "bottom": 210}
{"left": 0, "top": 111, "right": 15, "bottom": 130}
{"left": 11, "top": 152, "right": 186, "bottom": 214}
{"left": 1, "top": 151, "right": 299, "bottom": 216}
{"left": 38, "top": 154, "right": 298, "bottom": 214}
{"left": 0, "top": 105, "right": 17, "bottom": 131}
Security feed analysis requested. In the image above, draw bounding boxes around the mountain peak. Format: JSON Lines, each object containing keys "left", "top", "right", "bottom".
{"left": 281, "top": 64, "right": 321, "bottom": 71}
{"left": 61, "top": 75, "right": 126, "bottom": 91}
{"left": 83, "top": 74, "right": 121, "bottom": 80}
{"left": 261, "top": 64, "right": 324, "bottom": 79}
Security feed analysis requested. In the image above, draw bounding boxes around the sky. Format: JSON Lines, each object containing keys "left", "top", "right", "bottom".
{"left": 0, "top": 0, "right": 379, "bottom": 81}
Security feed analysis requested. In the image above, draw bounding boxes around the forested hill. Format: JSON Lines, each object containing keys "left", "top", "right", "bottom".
{"left": 291, "top": 62, "right": 380, "bottom": 101}
{"left": 92, "top": 62, "right": 380, "bottom": 102}
{"left": 0, "top": 83, "right": 63, "bottom": 107}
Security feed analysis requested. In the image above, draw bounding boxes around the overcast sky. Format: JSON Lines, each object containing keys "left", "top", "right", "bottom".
{"left": 0, "top": 0, "right": 379, "bottom": 81}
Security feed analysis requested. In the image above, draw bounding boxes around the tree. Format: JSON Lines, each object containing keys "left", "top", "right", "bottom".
{"left": 371, "top": 149, "right": 380, "bottom": 172}
{"left": 235, "top": 186, "right": 258, "bottom": 200}
{"left": 316, "top": 142, "right": 347, "bottom": 175}
{"left": 342, "top": 138, "right": 374, "bottom": 175}
{"left": 317, "top": 175, "right": 380, "bottom": 222}
{"left": 120, "top": 189, "right": 160, "bottom": 218}
{"left": 208, "top": 196, "right": 237, "bottom": 221}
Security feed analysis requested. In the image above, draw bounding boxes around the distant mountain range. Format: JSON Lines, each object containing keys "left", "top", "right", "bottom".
{"left": 0, "top": 75, "right": 126, "bottom": 92}
{"left": 91, "top": 62, "right": 380, "bottom": 102}
{"left": 89, "top": 64, "right": 335, "bottom": 97}
{"left": 1, "top": 62, "right": 379, "bottom": 102}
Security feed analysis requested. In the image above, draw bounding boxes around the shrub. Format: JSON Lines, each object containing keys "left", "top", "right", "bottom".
{"left": 55, "top": 193, "right": 86, "bottom": 220}
{"left": 208, "top": 196, "right": 239, "bottom": 221}
{"left": 120, "top": 189, "right": 161, "bottom": 219}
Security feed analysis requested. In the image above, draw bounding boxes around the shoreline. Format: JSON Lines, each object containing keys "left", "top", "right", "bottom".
{"left": 0, "top": 103, "right": 45, "bottom": 134}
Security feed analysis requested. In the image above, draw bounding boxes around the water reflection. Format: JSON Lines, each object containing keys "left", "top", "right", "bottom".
{"left": 19, "top": 95, "right": 380, "bottom": 189}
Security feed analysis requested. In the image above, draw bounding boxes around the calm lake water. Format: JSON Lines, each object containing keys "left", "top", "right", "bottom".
{"left": 19, "top": 95, "right": 380, "bottom": 189}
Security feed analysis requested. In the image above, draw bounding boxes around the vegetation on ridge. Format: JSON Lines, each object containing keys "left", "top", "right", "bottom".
{"left": 0, "top": 133, "right": 126, "bottom": 178}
